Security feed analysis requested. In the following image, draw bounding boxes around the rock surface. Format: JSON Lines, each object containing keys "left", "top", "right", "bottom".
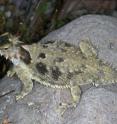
{"left": 1, "top": 15, "right": 117, "bottom": 124}
{"left": 63, "top": 88, "right": 117, "bottom": 124}
{"left": 41, "top": 14, "right": 117, "bottom": 68}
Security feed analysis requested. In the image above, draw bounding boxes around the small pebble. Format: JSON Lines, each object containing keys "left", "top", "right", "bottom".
{"left": 5, "top": 11, "right": 11, "bottom": 18}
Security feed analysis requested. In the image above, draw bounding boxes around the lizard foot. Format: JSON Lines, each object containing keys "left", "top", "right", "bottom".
{"left": 7, "top": 69, "right": 16, "bottom": 77}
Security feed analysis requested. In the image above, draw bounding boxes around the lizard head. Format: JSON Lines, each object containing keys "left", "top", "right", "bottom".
{"left": 0, "top": 33, "right": 22, "bottom": 77}
{"left": 0, "top": 33, "right": 31, "bottom": 65}
{"left": 0, "top": 33, "right": 23, "bottom": 65}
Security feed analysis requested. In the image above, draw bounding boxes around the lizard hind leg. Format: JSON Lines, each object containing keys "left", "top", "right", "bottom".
{"left": 7, "top": 67, "right": 16, "bottom": 77}
{"left": 57, "top": 85, "right": 81, "bottom": 116}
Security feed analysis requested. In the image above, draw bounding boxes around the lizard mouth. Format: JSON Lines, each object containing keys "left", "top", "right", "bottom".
{"left": 0, "top": 54, "right": 12, "bottom": 78}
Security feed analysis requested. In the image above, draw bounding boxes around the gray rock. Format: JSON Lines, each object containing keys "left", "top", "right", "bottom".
{"left": 0, "top": 76, "right": 21, "bottom": 122}
{"left": 64, "top": 88, "right": 117, "bottom": 124}
{"left": 1, "top": 15, "right": 117, "bottom": 124}
{"left": 41, "top": 14, "right": 117, "bottom": 69}
{"left": 5, "top": 11, "right": 11, "bottom": 18}
{"left": 4, "top": 84, "right": 72, "bottom": 124}
{"left": 40, "top": 14, "right": 117, "bottom": 124}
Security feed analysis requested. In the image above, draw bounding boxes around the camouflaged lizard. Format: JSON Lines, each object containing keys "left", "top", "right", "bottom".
{"left": 0, "top": 34, "right": 117, "bottom": 108}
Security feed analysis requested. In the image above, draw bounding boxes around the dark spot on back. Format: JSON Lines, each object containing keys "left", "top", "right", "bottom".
{"left": 74, "top": 70, "right": 83, "bottom": 74}
{"left": 42, "top": 41, "right": 55, "bottom": 48}
{"left": 51, "top": 66, "right": 62, "bottom": 80}
{"left": 67, "top": 72, "right": 73, "bottom": 79}
{"left": 36, "top": 62, "right": 48, "bottom": 75}
{"left": 45, "top": 41, "right": 55, "bottom": 44}
{"left": 42, "top": 44, "right": 48, "bottom": 48}
{"left": 60, "top": 48, "right": 67, "bottom": 52}
{"left": 38, "top": 53, "right": 46, "bottom": 59}
{"left": 64, "top": 42, "right": 71, "bottom": 47}
{"left": 54, "top": 57, "right": 64, "bottom": 63}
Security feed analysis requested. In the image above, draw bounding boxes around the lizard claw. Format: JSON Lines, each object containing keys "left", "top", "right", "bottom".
{"left": 7, "top": 70, "right": 15, "bottom": 77}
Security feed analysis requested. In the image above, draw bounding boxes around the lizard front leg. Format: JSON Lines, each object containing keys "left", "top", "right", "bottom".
{"left": 7, "top": 66, "right": 16, "bottom": 77}
{"left": 7, "top": 66, "right": 33, "bottom": 100}
{"left": 15, "top": 76, "right": 33, "bottom": 100}
{"left": 12, "top": 64, "right": 34, "bottom": 100}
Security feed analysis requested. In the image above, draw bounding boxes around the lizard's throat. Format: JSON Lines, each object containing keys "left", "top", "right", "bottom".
{"left": 11, "top": 58, "right": 20, "bottom": 65}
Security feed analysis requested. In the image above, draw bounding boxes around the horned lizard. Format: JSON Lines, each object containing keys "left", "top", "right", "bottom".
{"left": 0, "top": 34, "right": 117, "bottom": 108}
